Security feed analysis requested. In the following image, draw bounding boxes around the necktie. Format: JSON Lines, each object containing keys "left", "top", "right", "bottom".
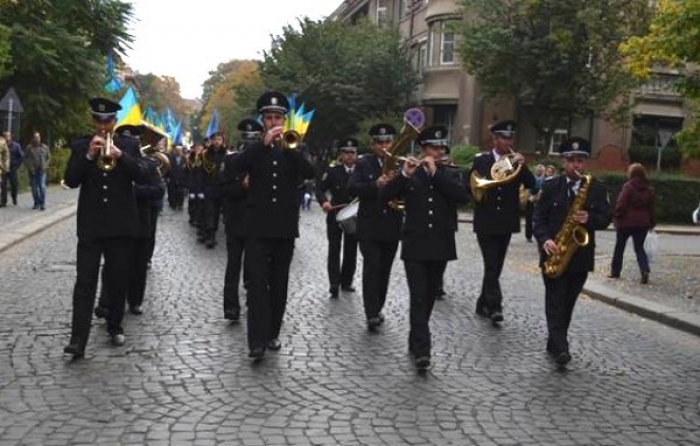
{"left": 567, "top": 181, "right": 576, "bottom": 204}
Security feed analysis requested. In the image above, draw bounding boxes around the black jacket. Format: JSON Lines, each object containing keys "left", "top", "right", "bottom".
{"left": 134, "top": 160, "right": 166, "bottom": 238}
{"left": 348, "top": 154, "right": 402, "bottom": 241}
{"left": 220, "top": 151, "right": 247, "bottom": 239}
{"left": 235, "top": 142, "right": 316, "bottom": 238}
{"left": 380, "top": 165, "right": 468, "bottom": 261}
{"left": 202, "top": 146, "right": 227, "bottom": 198}
{"left": 315, "top": 163, "right": 356, "bottom": 224}
{"left": 64, "top": 134, "right": 147, "bottom": 241}
{"left": 533, "top": 175, "right": 611, "bottom": 272}
{"left": 468, "top": 151, "right": 535, "bottom": 234}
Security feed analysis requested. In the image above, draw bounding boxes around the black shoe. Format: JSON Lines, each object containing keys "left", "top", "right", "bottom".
{"left": 0, "top": 203, "right": 6, "bottom": 208}
{"left": 205, "top": 239, "right": 216, "bottom": 249}
{"left": 94, "top": 306, "right": 108, "bottom": 319}
{"left": 641, "top": 272, "right": 649, "bottom": 284}
{"left": 12, "top": 200, "right": 17, "bottom": 206}
{"left": 267, "top": 338, "right": 282, "bottom": 350}
{"left": 32, "top": 204, "right": 38, "bottom": 210}
{"left": 435, "top": 289, "right": 446, "bottom": 300}
{"left": 341, "top": 285, "right": 356, "bottom": 292}
{"left": 111, "top": 333, "right": 126, "bottom": 346}
{"left": 249, "top": 347, "right": 265, "bottom": 358}
{"left": 129, "top": 305, "right": 142, "bottom": 315}
{"left": 224, "top": 309, "right": 240, "bottom": 321}
{"left": 490, "top": 311, "right": 504, "bottom": 323}
{"left": 146, "top": 261, "right": 152, "bottom": 270}
{"left": 367, "top": 316, "right": 382, "bottom": 331}
{"left": 63, "top": 344, "right": 84, "bottom": 358}
{"left": 554, "top": 351, "right": 572, "bottom": 366}
{"left": 329, "top": 286, "right": 339, "bottom": 298}
{"left": 607, "top": 273, "right": 620, "bottom": 279}
{"left": 415, "top": 356, "right": 431, "bottom": 370}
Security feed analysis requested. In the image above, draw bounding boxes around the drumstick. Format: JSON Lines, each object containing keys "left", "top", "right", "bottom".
{"left": 329, "top": 203, "right": 350, "bottom": 210}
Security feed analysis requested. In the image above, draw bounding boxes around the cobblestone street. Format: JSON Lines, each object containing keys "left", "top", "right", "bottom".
{"left": 1, "top": 203, "right": 699, "bottom": 445}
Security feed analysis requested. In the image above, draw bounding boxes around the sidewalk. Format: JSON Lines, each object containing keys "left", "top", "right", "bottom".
{"left": 2, "top": 193, "right": 699, "bottom": 339}
{"left": 458, "top": 210, "right": 700, "bottom": 337}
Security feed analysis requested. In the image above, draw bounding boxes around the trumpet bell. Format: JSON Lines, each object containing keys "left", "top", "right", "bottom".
{"left": 280, "top": 130, "right": 301, "bottom": 150}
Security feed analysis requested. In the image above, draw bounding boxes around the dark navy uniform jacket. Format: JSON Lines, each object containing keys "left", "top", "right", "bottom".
{"left": 235, "top": 142, "right": 316, "bottom": 239}
{"left": 220, "top": 151, "right": 247, "bottom": 239}
{"left": 202, "top": 146, "right": 227, "bottom": 198}
{"left": 380, "top": 165, "right": 468, "bottom": 261}
{"left": 64, "top": 134, "right": 147, "bottom": 241}
{"left": 315, "top": 164, "right": 356, "bottom": 225}
{"left": 134, "top": 160, "right": 165, "bottom": 238}
{"left": 468, "top": 151, "right": 535, "bottom": 234}
{"left": 533, "top": 175, "right": 611, "bottom": 272}
{"left": 348, "top": 154, "right": 402, "bottom": 241}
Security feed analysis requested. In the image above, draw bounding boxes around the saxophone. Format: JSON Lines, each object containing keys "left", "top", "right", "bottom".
{"left": 543, "top": 174, "right": 592, "bottom": 278}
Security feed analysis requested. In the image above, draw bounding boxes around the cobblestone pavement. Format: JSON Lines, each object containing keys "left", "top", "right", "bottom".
{"left": 1, "top": 204, "right": 699, "bottom": 445}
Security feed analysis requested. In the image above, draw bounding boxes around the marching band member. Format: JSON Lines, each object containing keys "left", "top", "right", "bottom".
{"left": 380, "top": 126, "right": 468, "bottom": 370}
{"left": 186, "top": 143, "right": 205, "bottom": 231}
{"left": 533, "top": 137, "right": 610, "bottom": 366}
{"left": 63, "top": 98, "right": 147, "bottom": 357}
{"left": 167, "top": 145, "right": 187, "bottom": 210}
{"left": 201, "top": 131, "right": 227, "bottom": 248}
{"left": 348, "top": 123, "right": 403, "bottom": 331}
{"left": 469, "top": 120, "right": 534, "bottom": 324}
{"left": 315, "top": 138, "right": 359, "bottom": 299}
{"left": 235, "top": 91, "right": 315, "bottom": 359}
{"left": 220, "top": 118, "right": 263, "bottom": 322}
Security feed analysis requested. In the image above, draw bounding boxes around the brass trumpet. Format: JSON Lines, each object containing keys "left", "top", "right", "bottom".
{"left": 96, "top": 132, "right": 117, "bottom": 172}
{"left": 279, "top": 130, "right": 302, "bottom": 150}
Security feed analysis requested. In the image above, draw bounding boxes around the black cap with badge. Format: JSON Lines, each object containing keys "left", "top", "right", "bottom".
{"left": 490, "top": 120, "right": 517, "bottom": 138}
{"left": 339, "top": 138, "right": 359, "bottom": 152}
{"left": 237, "top": 118, "right": 263, "bottom": 139}
{"left": 89, "top": 97, "right": 121, "bottom": 121}
{"left": 257, "top": 91, "right": 289, "bottom": 115}
{"left": 418, "top": 125, "right": 450, "bottom": 154}
{"left": 558, "top": 137, "right": 591, "bottom": 158}
{"left": 369, "top": 123, "right": 396, "bottom": 141}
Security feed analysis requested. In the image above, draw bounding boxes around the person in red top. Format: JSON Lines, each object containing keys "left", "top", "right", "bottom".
{"left": 609, "top": 163, "right": 655, "bottom": 284}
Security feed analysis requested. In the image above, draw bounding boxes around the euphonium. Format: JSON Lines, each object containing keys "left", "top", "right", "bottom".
{"left": 141, "top": 145, "right": 171, "bottom": 177}
{"left": 470, "top": 149, "right": 523, "bottom": 202}
{"left": 543, "top": 173, "right": 592, "bottom": 278}
{"left": 197, "top": 149, "right": 217, "bottom": 175}
{"left": 96, "top": 132, "right": 117, "bottom": 172}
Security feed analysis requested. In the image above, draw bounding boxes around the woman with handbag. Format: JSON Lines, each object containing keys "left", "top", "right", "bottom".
{"left": 609, "top": 163, "right": 655, "bottom": 284}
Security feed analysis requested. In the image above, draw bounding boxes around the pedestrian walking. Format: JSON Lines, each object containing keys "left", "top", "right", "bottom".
{"left": 609, "top": 163, "right": 655, "bottom": 284}
{"left": 23, "top": 131, "right": 50, "bottom": 210}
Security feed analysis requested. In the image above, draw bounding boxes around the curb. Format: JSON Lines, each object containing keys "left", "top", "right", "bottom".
{"left": 0, "top": 204, "right": 77, "bottom": 255}
{"left": 584, "top": 280, "right": 700, "bottom": 338}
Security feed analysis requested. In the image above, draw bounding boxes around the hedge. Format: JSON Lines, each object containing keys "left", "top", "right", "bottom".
{"left": 628, "top": 145, "right": 682, "bottom": 170}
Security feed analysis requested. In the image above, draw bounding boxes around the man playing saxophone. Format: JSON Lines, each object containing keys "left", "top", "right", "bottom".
{"left": 533, "top": 137, "right": 610, "bottom": 366}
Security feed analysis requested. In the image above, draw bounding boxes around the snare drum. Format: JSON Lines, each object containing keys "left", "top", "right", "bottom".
{"left": 336, "top": 199, "right": 359, "bottom": 234}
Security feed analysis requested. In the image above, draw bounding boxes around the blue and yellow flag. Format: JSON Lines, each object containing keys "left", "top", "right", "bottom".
{"left": 115, "top": 86, "right": 141, "bottom": 127}
{"left": 206, "top": 108, "right": 219, "bottom": 138}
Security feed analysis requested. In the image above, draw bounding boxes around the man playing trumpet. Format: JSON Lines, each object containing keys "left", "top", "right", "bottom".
{"left": 380, "top": 126, "right": 468, "bottom": 370}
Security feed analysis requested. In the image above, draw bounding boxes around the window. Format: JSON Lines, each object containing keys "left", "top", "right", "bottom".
{"left": 546, "top": 129, "right": 569, "bottom": 154}
{"left": 376, "top": 0, "right": 387, "bottom": 23}
{"left": 441, "top": 27, "right": 455, "bottom": 65}
{"left": 419, "top": 40, "right": 428, "bottom": 74}
{"left": 433, "top": 105, "right": 456, "bottom": 141}
{"left": 399, "top": 0, "right": 408, "bottom": 19}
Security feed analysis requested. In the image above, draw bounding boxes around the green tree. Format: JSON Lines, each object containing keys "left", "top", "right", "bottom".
{"left": 244, "top": 18, "right": 418, "bottom": 161}
{"left": 621, "top": 0, "right": 700, "bottom": 159}
{"left": 456, "top": 0, "right": 650, "bottom": 148}
{"left": 0, "top": 0, "right": 134, "bottom": 143}
{"left": 133, "top": 73, "right": 193, "bottom": 132}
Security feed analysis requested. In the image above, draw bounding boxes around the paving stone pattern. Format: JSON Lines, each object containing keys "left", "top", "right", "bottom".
{"left": 0, "top": 205, "right": 699, "bottom": 445}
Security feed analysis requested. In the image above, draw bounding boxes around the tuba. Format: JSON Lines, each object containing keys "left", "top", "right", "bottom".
{"left": 543, "top": 173, "right": 592, "bottom": 278}
{"left": 96, "top": 132, "right": 117, "bottom": 172}
{"left": 141, "top": 145, "right": 171, "bottom": 177}
{"left": 381, "top": 108, "right": 425, "bottom": 176}
{"left": 470, "top": 149, "right": 523, "bottom": 202}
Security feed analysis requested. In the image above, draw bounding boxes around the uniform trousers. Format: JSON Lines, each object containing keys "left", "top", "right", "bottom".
{"left": 1, "top": 170, "right": 19, "bottom": 205}
{"left": 326, "top": 220, "right": 357, "bottom": 289}
{"left": 224, "top": 235, "right": 245, "bottom": 316}
{"left": 543, "top": 270, "right": 588, "bottom": 355}
{"left": 204, "top": 196, "right": 224, "bottom": 241}
{"left": 359, "top": 239, "right": 398, "bottom": 320}
{"left": 475, "top": 232, "right": 512, "bottom": 313}
{"left": 405, "top": 260, "right": 446, "bottom": 358}
{"left": 146, "top": 210, "right": 159, "bottom": 264}
{"left": 127, "top": 236, "right": 151, "bottom": 308}
{"left": 188, "top": 195, "right": 204, "bottom": 227}
{"left": 167, "top": 181, "right": 185, "bottom": 209}
{"left": 70, "top": 237, "right": 134, "bottom": 350}
{"left": 245, "top": 237, "right": 295, "bottom": 350}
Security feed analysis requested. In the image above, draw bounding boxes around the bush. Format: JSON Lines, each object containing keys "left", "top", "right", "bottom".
{"left": 596, "top": 171, "right": 700, "bottom": 224}
{"left": 450, "top": 144, "right": 480, "bottom": 168}
{"left": 48, "top": 147, "right": 71, "bottom": 184}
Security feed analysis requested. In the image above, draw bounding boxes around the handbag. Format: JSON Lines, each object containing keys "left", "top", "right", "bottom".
{"left": 644, "top": 230, "right": 659, "bottom": 263}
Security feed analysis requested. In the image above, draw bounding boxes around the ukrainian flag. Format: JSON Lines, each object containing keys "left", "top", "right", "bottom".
{"left": 116, "top": 86, "right": 142, "bottom": 128}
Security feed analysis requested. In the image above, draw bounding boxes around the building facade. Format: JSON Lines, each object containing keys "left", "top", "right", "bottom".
{"left": 329, "top": 0, "right": 687, "bottom": 161}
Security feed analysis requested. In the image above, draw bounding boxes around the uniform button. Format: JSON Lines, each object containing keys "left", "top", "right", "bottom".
{"left": 497, "top": 196, "right": 501, "bottom": 201}
{"left": 103, "top": 185, "right": 108, "bottom": 190}
{"left": 430, "top": 185, "right": 434, "bottom": 190}
{"left": 272, "top": 185, "right": 277, "bottom": 190}
{"left": 497, "top": 206, "right": 501, "bottom": 210}
{"left": 273, "top": 173, "right": 278, "bottom": 178}
{"left": 273, "top": 161, "right": 278, "bottom": 166}
{"left": 428, "top": 223, "right": 433, "bottom": 228}
{"left": 272, "top": 198, "right": 277, "bottom": 203}
{"left": 103, "top": 173, "right": 108, "bottom": 177}
{"left": 103, "top": 198, "right": 108, "bottom": 203}
{"left": 428, "top": 198, "right": 433, "bottom": 202}
{"left": 429, "top": 210, "right": 433, "bottom": 215}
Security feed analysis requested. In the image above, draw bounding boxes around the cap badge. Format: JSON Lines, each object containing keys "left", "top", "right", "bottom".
{"left": 98, "top": 104, "right": 106, "bottom": 112}
{"left": 379, "top": 128, "right": 386, "bottom": 135}
{"left": 506, "top": 124, "right": 513, "bottom": 131}
{"left": 436, "top": 130, "right": 442, "bottom": 138}
{"left": 271, "top": 97, "right": 278, "bottom": 105}
{"left": 347, "top": 140, "right": 352, "bottom": 146}
{"left": 572, "top": 142, "right": 580, "bottom": 150}
{"left": 246, "top": 124, "right": 252, "bottom": 131}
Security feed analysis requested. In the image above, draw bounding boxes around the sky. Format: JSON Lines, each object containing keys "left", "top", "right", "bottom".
{"left": 122, "top": 0, "right": 339, "bottom": 99}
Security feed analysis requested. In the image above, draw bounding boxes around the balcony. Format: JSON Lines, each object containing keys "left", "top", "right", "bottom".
{"left": 425, "top": 0, "right": 461, "bottom": 22}
{"left": 636, "top": 72, "right": 683, "bottom": 101}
